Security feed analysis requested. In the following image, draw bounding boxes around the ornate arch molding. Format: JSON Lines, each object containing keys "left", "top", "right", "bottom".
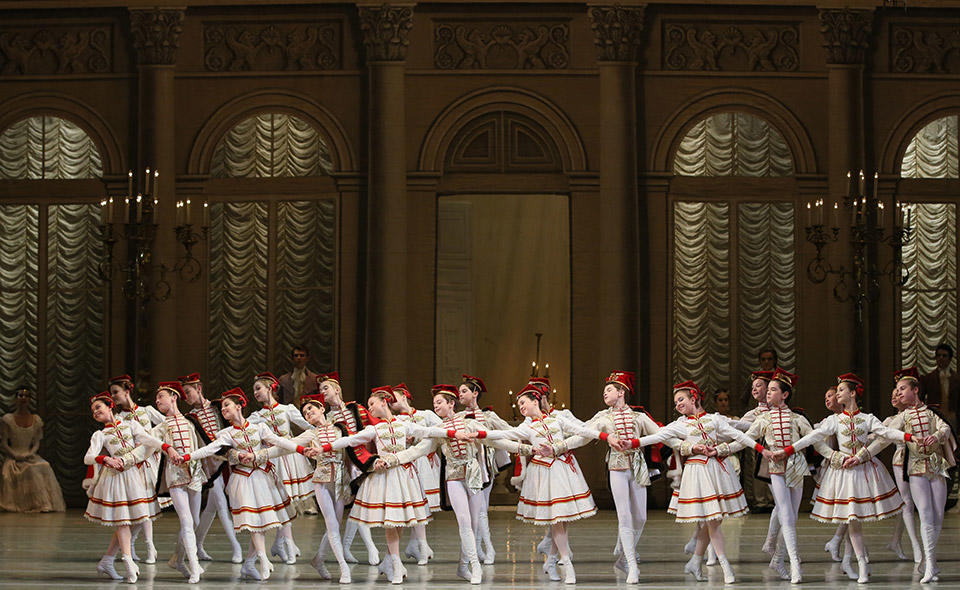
{"left": 0, "top": 91, "right": 123, "bottom": 175}
{"left": 651, "top": 88, "right": 816, "bottom": 174}
{"left": 881, "top": 92, "right": 960, "bottom": 175}
{"left": 187, "top": 89, "right": 357, "bottom": 175}
{"left": 419, "top": 87, "right": 588, "bottom": 173}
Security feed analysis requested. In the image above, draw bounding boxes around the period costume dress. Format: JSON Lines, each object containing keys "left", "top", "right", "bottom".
{"left": 395, "top": 400, "right": 443, "bottom": 513}
{"left": 0, "top": 413, "right": 65, "bottom": 512}
{"left": 248, "top": 400, "right": 315, "bottom": 512}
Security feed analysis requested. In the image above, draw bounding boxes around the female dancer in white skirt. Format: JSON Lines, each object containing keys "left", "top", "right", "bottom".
{"left": 634, "top": 380, "right": 765, "bottom": 584}
{"left": 561, "top": 371, "right": 659, "bottom": 584}
{"left": 247, "top": 371, "right": 314, "bottom": 564}
{"left": 882, "top": 367, "right": 956, "bottom": 583}
{"left": 389, "top": 383, "right": 442, "bottom": 564}
{"left": 283, "top": 393, "right": 353, "bottom": 583}
{"left": 180, "top": 387, "right": 304, "bottom": 581}
{"left": 774, "top": 373, "right": 912, "bottom": 583}
{"left": 109, "top": 373, "right": 166, "bottom": 563}
{"left": 0, "top": 387, "right": 66, "bottom": 513}
{"left": 475, "top": 383, "right": 619, "bottom": 584}
{"left": 457, "top": 374, "right": 513, "bottom": 564}
{"left": 84, "top": 391, "right": 173, "bottom": 582}
{"left": 318, "top": 386, "right": 471, "bottom": 584}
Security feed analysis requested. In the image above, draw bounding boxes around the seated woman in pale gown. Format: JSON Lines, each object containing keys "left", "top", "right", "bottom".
{"left": 0, "top": 387, "right": 66, "bottom": 512}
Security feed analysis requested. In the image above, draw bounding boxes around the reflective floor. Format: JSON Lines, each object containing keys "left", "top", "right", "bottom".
{"left": 0, "top": 506, "right": 956, "bottom": 588}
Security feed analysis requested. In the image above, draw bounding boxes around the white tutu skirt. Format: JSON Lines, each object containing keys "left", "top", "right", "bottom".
{"left": 349, "top": 464, "right": 432, "bottom": 528}
{"left": 273, "top": 452, "right": 315, "bottom": 512}
{"left": 225, "top": 467, "right": 295, "bottom": 532}
{"left": 516, "top": 455, "right": 597, "bottom": 525}
{"left": 810, "top": 457, "right": 903, "bottom": 523}
{"left": 667, "top": 489, "right": 680, "bottom": 515}
{"left": 0, "top": 456, "right": 65, "bottom": 512}
{"left": 414, "top": 452, "right": 442, "bottom": 512}
{"left": 675, "top": 456, "right": 747, "bottom": 523}
{"left": 84, "top": 465, "right": 160, "bottom": 526}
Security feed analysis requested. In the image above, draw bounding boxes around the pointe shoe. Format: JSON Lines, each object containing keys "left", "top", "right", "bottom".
{"left": 97, "top": 557, "right": 122, "bottom": 580}
{"left": 339, "top": 568, "right": 352, "bottom": 584}
{"left": 187, "top": 558, "right": 201, "bottom": 584}
{"left": 887, "top": 540, "right": 908, "bottom": 561}
{"left": 122, "top": 555, "right": 140, "bottom": 583}
{"left": 367, "top": 545, "right": 380, "bottom": 566}
{"left": 271, "top": 537, "right": 290, "bottom": 563}
{"left": 626, "top": 562, "right": 640, "bottom": 584}
{"left": 718, "top": 556, "right": 735, "bottom": 584}
{"left": 311, "top": 553, "right": 332, "bottom": 580}
{"left": 196, "top": 546, "right": 213, "bottom": 561}
{"left": 825, "top": 537, "right": 842, "bottom": 562}
{"left": 457, "top": 561, "right": 471, "bottom": 581}
{"left": 857, "top": 557, "right": 869, "bottom": 584}
{"left": 560, "top": 558, "right": 576, "bottom": 584}
{"left": 545, "top": 555, "right": 561, "bottom": 581}
{"left": 790, "top": 562, "right": 803, "bottom": 584}
{"left": 240, "top": 555, "right": 262, "bottom": 581}
{"left": 684, "top": 555, "right": 706, "bottom": 582}
{"left": 470, "top": 559, "right": 482, "bottom": 585}
{"left": 343, "top": 546, "right": 359, "bottom": 564}
{"left": 143, "top": 541, "right": 157, "bottom": 565}
{"left": 770, "top": 556, "right": 789, "bottom": 580}
{"left": 391, "top": 557, "right": 405, "bottom": 585}
{"left": 417, "top": 541, "right": 433, "bottom": 565}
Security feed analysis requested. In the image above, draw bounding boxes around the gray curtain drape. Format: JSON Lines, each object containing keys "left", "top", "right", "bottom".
{"left": 901, "top": 116, "right": 958, "bottom": 179}
{"left": 674, "top": 112, "right": 793, "bottom": 177}
{"left": 210, "top": 113, "right": 334, "bottom": 178}
{"left": 0, "top": 116, "right": 102, "bottom": 179}
{"left": 0, "top": 205, "right": 39, "bottom": 414}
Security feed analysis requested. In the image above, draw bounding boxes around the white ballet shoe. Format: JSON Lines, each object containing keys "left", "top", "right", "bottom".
{"left": 825, "top": 537, "right": 842, "bottom": 562}
{"left": 130, "top": 545, "right": 140, "bottom": 562}
{"left": 684, "top": 555, "right": 706, "bottom": 582}
{"left": 271, "top": 537, "right": 290, "bottom": 563}
{"left": 887, "top": 540, "right": 908, "bottom": 561}
{"left": 842, "top": 556, "right": 858, "bottom": 580}
{"left": 705, "top": 545, "right": 718, "bottom": 566}
{"left": 857, "top": 557, "right": 869, "bottom": 584}
{"left": 391, "top": 557, "right": 405, "bottom": 584}
{"left": 311, "top": 553, "right": 332, "bottom": 579}
{"left": 231, "top": 545, "right": 244, "bottom": 564}
{"left": 537, "top": 535, "right": 553, "bottom": 556}
{"left": 367, "top": 545, "right": 380, "bottom": 566}
{"left": 122, "top": 555, "right": 139, "bottom": 583}
{"left": 417, "top": 540, "right": 433, "bottom": 565}
{"left": 614, "top": 554, "right": 627, "bottom": 573}
{"left": 790, "top": 562, "right": 803, "bottom": 584}
{"left": 762, "top": 536, "right": 777, "bottom": 556}
{"left": 286, "top": 537, "right": 301, "bottom": 560}
{"left": 770, "top": 555, "right": 789, "bottom": 580}
{"left": 457, "top": 560, "right": 471, "bottom": 581}
{"left": 626, "top": 561, "right": 640, "bottom": 584}
{"left": 470, "top": 559, "right": 482, "bottom": 584}
{"left": 174, "top": 554, "right": 191, "bottom": 579}
{"left": 342, "top": 545, "right": 358, "bottom": 564}
{"left": 545, "top": 555, "right": 561, "bottom": 581}
{"left": 258, "top": 551, "right": 274, "bottom": 580}
{"left": 560, "top": 558, "right": 576, "bottom": 584}
{"left": 187, "top": 558, "right": 201, "bottom": 584}
{"left": 240, "top": 555, "right": 261, "bottom": 581}
{"left": 476, "top": 539, "right": 488, "bottom": 564}
{"left": 684, "top": 535, "right": 698, "bottom": 555}
{"left": 339, "top": 568, "right": 352, "bottom": 584}
{"left": 144, "top": 541, "right": 157, "bottom": 564}
{"left": 482, "top": 541, "right": 495, "bottom": 565}
{"left": 404, "top": 537, "right": 420, "bottom": 560}
{"left": 196, "top": 546, "right": 213, "bottom": 561}
{"left": 717, "top": 556, "right": 735, "bottom": 584}
{"left": 96, "top": 556, "right": 122, "bottom": 580}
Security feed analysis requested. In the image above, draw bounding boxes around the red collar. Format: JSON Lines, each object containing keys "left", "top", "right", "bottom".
{"left": 268, "top": 401, "right": 279, "bottom": 409}
{"left": 842, "top": 409, "right": 860, "bottom": 416}
{"left": 687, "top": 411, "right": 707, "bottom": 420}
{"left": 103, "top": 420, "right": 122, "bottom": 430}
{"left": 130, "top": 403, "right": 139, "bottom": 412}
{"left": 232, "top": 420, "right": 249, "bottom": 429}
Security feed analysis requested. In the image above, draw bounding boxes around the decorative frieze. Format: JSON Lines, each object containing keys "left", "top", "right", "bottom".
{"left": 359, "top": 4, "right": 414, "bottom": 62}
{"left": 589, "top": 5, "right": 645, "bottom": 63}
{"left": 0, "top": 26, "right": 111, "bottom": 75}
{"left": 203, "top": 22, "right": 341, "bottom": 71}
{"left": 434, "top": 21, "right": 569, "bottom": 69}
{"left": 663, "top": 23, "right": 799, "bottom": 71}
{"left": 891, "top": 25, "right": 960, "bottom": 74}
{"left": 818, "top": 8, "right": 873, "bottom": 65}
{"left": 130, "top": 9, "right": 184, "bottom": 66}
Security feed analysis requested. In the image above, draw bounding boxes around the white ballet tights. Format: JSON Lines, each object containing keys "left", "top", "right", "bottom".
{"left": 694, "top": 520, "right": 725, "bottom": 557}
{"left": 312, "top": 483, "right": 348, "bottom": 567}
{"left": 910, "top": 474, "right": 947, "bottom": 574}
{"left": 609, "top": 470, "right": 647, "bottom": 562}
{"left": 195, "top": 474, "right": 241, "bottom": 554}
{"left": 169, "top": 487, "right": 202, "bottom": 563}
{"left": 769, "top": 475, "right": 802, "bottom": 566}
{"left": 893, "top": 466, "right": 922, "bottom": 560}
{"left": 446, "top": 480, "right": 484, "bottom": 563}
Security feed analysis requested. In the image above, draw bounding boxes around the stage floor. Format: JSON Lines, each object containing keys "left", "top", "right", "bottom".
{"left": 0, "top": 507, "right": 955, "bottom": 588}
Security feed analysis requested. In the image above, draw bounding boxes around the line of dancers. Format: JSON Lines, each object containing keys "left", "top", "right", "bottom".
{"left": 82, "top": 367, "right": 955, "bottom": 584}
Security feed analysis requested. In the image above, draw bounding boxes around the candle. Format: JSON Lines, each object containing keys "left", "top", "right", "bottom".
{"left": 833, "top": 202, "right": 839, "bottom": 227}
{"left": 153, "top": 170, "right": 159, "bottom": 198}
{"left": 136, "top": 194, "right": 143, "bottom": 223}
{"left": 186, "top": 198, "right": 192, "bottom": 224}
{"left": 544, "top": 363, "right": 550, "bottom": 378}
{"left": 878, "top": 201, "right": 884, "bottom": 226}
{"left": 153, "top": 198, "right": 159, "bottom": 221}
{"left": 846, "top": 171, "right": 852, "bottom": 198}
{"left": 100, "top": 199, "right": 107, "bottom": 225}
{"left": 873, "top": 171, "right": 879, "bottom": 200}
{"left": 144, "top": 168, "right": 151, "bottom": 196}
{"left": 858, "top": 170, "right": 865, "bottom": 197}
{"left": 819, "top": 198, "right": 824, "bottom": 225}
{"left": 203, "top": 201, "right": 210, "bottom": 227}
{"left": 175, "top": 201, "right": 181, "bottom": 226}
{"left": 124, "top": 197, "right": 130, "bottom": 221}
{"left": 127, "top": 170, "right": 133, "bottom": 199}
{"left": 806, "top": 202, "right": 811, "bottom": 225}
{"left": 107, "top": 197, "right": 114, "bottom": 223}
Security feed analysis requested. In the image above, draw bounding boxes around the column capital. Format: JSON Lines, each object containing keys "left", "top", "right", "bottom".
{"left": 129, "top": 8, "right": 184, "bottom": 66}
{"left": 359, "top": 4, "right": 414, "bottom": 62}
{"left": 588, "top": 4, "right": 646, "bottom": 63}
{"left": 818, "top": 8, "right": 874, "bottom": 66}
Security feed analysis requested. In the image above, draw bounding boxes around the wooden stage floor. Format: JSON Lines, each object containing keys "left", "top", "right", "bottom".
{"left": 0, "top": 506, "right": 956, "bottom": 588}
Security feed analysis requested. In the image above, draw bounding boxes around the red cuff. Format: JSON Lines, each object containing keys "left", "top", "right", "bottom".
{"left": 182, "top": 453, "right": 191, "bottom": 462}
{"left": 296, "top": 445, "right": 306, "bottom": 455}
{"left": 95, "top": 455, "right": 106, "bottom": 464}
{"left": 631, "top": 438, "right": 640, "bottom": 449}
{"left": 904, "top": 432, "right": 913, "bottom": 442}
{"left": 477, "top": 430, "right": 487, "bottom": 439}
{"left": 162, "top": 443, "right": 171, "bottom": 451}
{"left": 783, "top": 445, "right": 795, "bottom": 456}
{"left": 321, "top": 443, "right": 332, "bottom": 452}
{"left": 446, "top": 429, "right": 457, "bottom": 438}
{"left": 599, "top": 432, "right": 610, "bottom": 442}
{"left": 754, "top": 443, "right": 765, "bottom": 453}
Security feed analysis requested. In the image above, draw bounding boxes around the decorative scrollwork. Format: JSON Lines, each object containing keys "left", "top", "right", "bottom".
{"left": 663, "top": 23, "right": 800, "bottom": 71}
{"left": 589, "top": 5, "right": 645, "bottom": 62}
{"left": 203, "top": 22, "right": 341, "bottom": 71}
{"left": 891, "top": 25, "right": 960, "bottom": 74}
{"left": 818, "top": 8, "right": 873, "bottom": 65}
{"left": 0, "top": 26, "right": 111, "bottom": 75}
{"left": 129, "top": 8, "right": 184, "bottom": 66}
{"left": 359, "top": 4, "right": 414, "bottom": 62}
{"left": 433, "top": 22, "right": 569, "bottom": 69}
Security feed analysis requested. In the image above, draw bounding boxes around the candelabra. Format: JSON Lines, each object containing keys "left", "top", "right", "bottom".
{"left": 804, "top": 170, "right": 913, "bottom": 323}
{"left": 98, "top": 168, "right": 210, "bottom": 302}
{"left": 510, "top": 333, "right": 564, "bottom": 420}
